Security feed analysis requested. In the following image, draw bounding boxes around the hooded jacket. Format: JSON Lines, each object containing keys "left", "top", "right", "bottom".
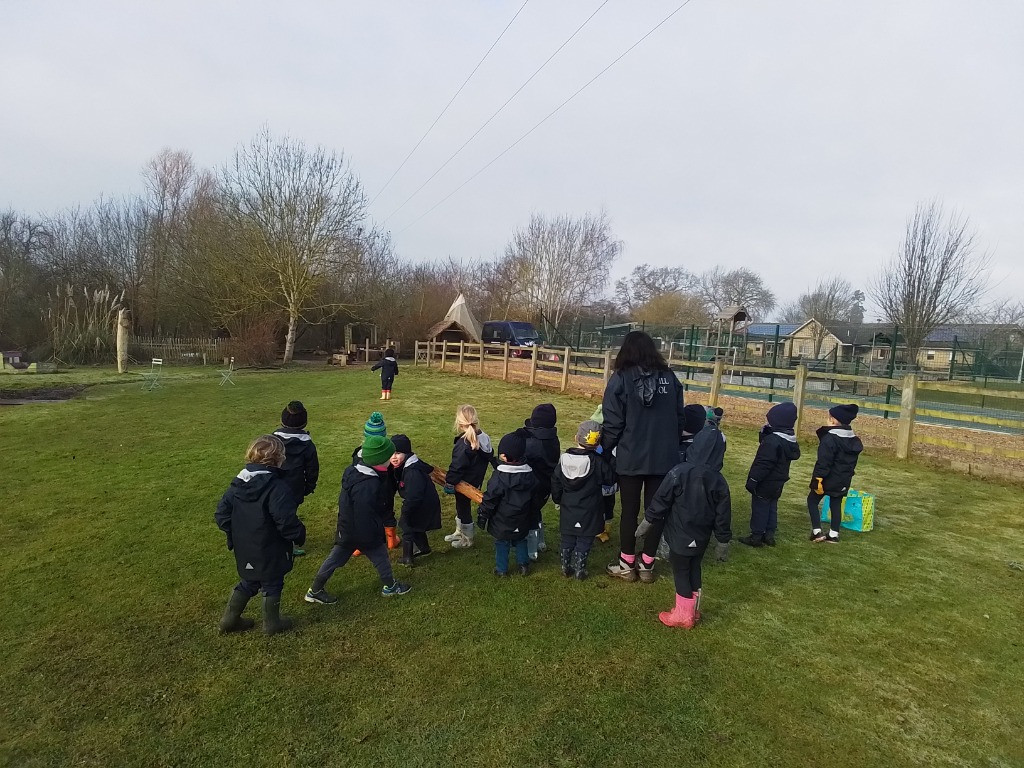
{"left": 746, "top": 426, "right": 801, "bottom": 500}
{"left": 524, "top": 422, "right": 560, "bottom": 525}
{"left": 477, "top": 463, "right": 538, "bottom": 541}
{"left": 445, "top": 429, "right": 493, "bottom": 489}
{"left": 214, "top": 463, "right": 306, "bottom": 582}
{"left": 371, "top": 356, "right": 399, "bottom": 382}
{"left": 811, "top": 426, "right": 864, "bottom": 495}
{"left": 351, "top": 444, "right": 399, "bottom": 526}
{"left": 601, "top": 366, "right": 686, "bottom": 476}
{"left": 551, "top": 447, "right": 616, "bottom": 537}
{"left": 643, "top": 433, "right": 732, "bottom": 555}
{"left": 273, "top": 427, "right": 320, "bottom": 503}
{"left": 395, "top": 455, "right": 443, "bottom": 534}
{"left": 336, "top": 462, "right": 391, "bottom": 550}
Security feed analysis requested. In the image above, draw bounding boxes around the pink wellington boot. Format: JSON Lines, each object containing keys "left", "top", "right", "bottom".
{"left": 658, "top": 593, "right": 696, "bottom": 629}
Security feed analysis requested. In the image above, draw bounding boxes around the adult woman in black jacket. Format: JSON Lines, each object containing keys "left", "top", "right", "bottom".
{"left": 601, "top": 331, "right": 686, "bottom": 582}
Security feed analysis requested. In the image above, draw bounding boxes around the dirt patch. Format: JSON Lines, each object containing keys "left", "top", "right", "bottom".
{"left": 0, "top": 385, "right": 86, "bottom": 403}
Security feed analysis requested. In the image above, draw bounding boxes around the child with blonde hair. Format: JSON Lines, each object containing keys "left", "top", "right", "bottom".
{"left": 214, "top": 434, "right": 306, "bottom": 635}
{"left": 443, "top": 404, "right": 493, "bottom": 549}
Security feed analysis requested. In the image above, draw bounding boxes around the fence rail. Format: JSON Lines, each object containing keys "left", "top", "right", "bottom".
{"left": 131, "top": 336, "right": 226, "bottom": 365}
{"left": 414, "top": 340, "right": 1024, "bottom": 473}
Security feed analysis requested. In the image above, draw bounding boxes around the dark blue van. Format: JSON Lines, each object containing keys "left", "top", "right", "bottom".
{"left": 482, "top": 321, "right": 542, "bottom": 356}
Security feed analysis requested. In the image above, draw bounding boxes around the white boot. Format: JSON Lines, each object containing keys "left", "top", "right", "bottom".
{"left": 452, "top": 522, "right": 474, "bottom": 549}
{"left": 444, "top": 520, "right": 463, "bottom": 543}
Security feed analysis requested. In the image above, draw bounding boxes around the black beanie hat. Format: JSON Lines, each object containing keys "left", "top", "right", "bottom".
{"left": 682, "top": 404, "right": 706, "bottom": 435}
{"left": 829, "top": 403, "right": 859, "bottom": 424}
{"left": 529, "top": 403, "right": 557, "bottom": 429}
{"left": 498, "top": 429, "right": 528, "bottom": 463}
{"left": 281, "top": 400, "right": 308, "bottom": 428}
{"left": 766, "top": 402, "right": 798, "bottom": 430}
{"left": 391, "top": 433, "right": 412, "bottom": 455}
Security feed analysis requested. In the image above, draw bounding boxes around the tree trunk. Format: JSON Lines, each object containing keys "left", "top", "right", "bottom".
{"left": 283, "top": 309, "right": 298, "bottom": 364}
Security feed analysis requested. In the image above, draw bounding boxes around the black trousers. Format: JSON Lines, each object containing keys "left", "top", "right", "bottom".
{"left": 669, "top": 545, "right": 708, "bottom": 597}
{"left": 381, "top": 375, "right": 394, "bottom": 390}
{"left": 455, "top": 494, "right": 473, "bottom": 525}
{"left": 807, "top": 492, "right": 844, "bottom": 532}
{"left": 560, "top": 534, "right": 595, "bottom": 555}
{"left": 749, "top": 495, "right": 779, "bottom": 535}
{"left": 617, "top": 474, "right": 666, "bottom": 557}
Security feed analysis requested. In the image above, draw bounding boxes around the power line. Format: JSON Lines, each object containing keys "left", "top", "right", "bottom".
{"left": 397, "top": 0, "right": 697, "bottom": 234}
{"left": 383, "top": 0, "right": 613, "bottom": 224}
{"left": 367, "top": 0, "right": 531, "bottom": 208}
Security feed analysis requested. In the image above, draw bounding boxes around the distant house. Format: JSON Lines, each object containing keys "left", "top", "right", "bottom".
{"left": 783, "top": 320, "right": 1023, "bottom": 373}
{"left": 737, "top": 323, "right": 800, "bottom": 360}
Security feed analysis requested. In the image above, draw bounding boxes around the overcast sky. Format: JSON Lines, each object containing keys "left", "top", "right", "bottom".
{"left": 3, "top": 1, "right": 1022, "bottom": 318}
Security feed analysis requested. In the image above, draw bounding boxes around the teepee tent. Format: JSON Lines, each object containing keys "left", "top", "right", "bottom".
{"left": 425, "top": 293, "right": 483, "bottom": 343}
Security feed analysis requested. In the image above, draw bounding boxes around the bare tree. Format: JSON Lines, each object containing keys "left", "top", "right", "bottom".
{"left": 614, "top": 264, "right": 695, "bottom": 314}
{"left": 504, "top": 211, "right": 622, "bottom": 334}
{"left": 0, "top": 210, "right": 49, "bottom": 346}
{"left": 871, "top": 201, "right": 990, "bottom": 365}
{"left": 633, "top": 291, "right": 708, "bottom": 327}
{"left": 779, "top": 277, "right": 864, "bottom": 355}
{"left": 696, "top": 266, "right": 776, "bottom": 321}
{"left": 219, "top": 130, "right": 367, "bottom": 362}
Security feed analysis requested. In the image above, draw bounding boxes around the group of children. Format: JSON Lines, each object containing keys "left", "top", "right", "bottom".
{"left": 213, "top": 386, "right": 864, "bottom": 635}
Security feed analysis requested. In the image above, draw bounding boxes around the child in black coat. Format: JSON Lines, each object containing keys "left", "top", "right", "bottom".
{"left": 636, "top": 427, "right": 731, "bottom": 629}
{"left": 443, "top": 404, "right": 493, "bottom": 550}
{"left": 740, "top": 402, "right": 801, "bottom": 548}
{"left": 273, "top": 400, "right": 319, "bottom": 556}
{"left": 523, "top": 403, "right": 560, "bottom": 561}
{"left": 477, "top": 429, "right": 538, "bottom": 577}
{"left": 551, "top": 420, "right": 616, "bottom": 580}
{"left": 372, "top": 347, "right": 399, "bottom": 400}
{"left": 808, "top": 404, "right": 864, "bottom": 543}
{"left": 390, "top": 434, "right": 443, "bottom": 567}
{"left": 214, "top": 435, "right": 307, "bottom": 635}
{"left": 305, "top": 434, "right": 411, "bottom": 604}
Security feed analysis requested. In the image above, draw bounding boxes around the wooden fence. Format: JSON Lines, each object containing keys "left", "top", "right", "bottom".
{"left": 414, "top": 340, "right": 1024, "bottom": 469}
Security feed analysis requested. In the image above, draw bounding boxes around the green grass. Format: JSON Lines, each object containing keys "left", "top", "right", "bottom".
{"left": 1, "top": 366, "right": 1022, "bottom": 767}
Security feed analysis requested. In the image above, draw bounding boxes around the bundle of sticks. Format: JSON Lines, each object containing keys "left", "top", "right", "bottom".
{"left": 429, "top": 466, "right": 483, "bottom": 503}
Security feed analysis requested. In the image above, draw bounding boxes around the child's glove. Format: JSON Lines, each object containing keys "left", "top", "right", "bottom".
{"left": 811, "top": 477, "right": 825, "bottom": 495}
{"left": 443, "top": 483, "right": 456, "bottom": 495}
{"left": 635, "top": 518, "right": 652, "bottom": 541}
{"left": 601, "top": 484, "right": 618, "bottom": 497}
{"left": 476, "top": 514, "right": 489, "bottom": 532}
{"left": 385, "top": 526, "right": 401, "bottom": 550}
{"left": 715, "top": 541, "right": 730, "bottom": 562}
{"left": 745, "top": 477, "right": 759, "bottom": 496}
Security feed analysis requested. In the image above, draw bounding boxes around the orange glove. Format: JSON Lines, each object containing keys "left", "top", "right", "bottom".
{"left": 385, "top": 526, "right": 401, "bottom": 550}
{"left": 353, "top": 550, "right": 362, "bottom": 557}
{"left": 813, "top": 477, "right": 825, "bottom": 495}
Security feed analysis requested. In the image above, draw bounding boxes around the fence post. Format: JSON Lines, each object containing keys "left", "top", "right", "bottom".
{"left": 529, "top": 348, "right": 539, "bottom": 388}
{"left": 560, "top": 346, "right": 571, "bottom": 392}
{"left": 602, "top": 349, "right": 612, "bottom": 385}
{"left": 502, "top": 342, "right": 510, "bottom": 381}
{"left": 666, "top": 340, "right": 673, "bottom": 366}
{"left": 413, "top": 341, "right": 419, "bottom": 366}
{"left": 116, "top": 308, "right": 129, "bottom": 374}
{"left": 365, "top": 338, "right": 370, "bottom": 364}
{"left": 709, "top": 358, "right": 725, "bottom": 406}
{"left": 793, "top": 364, "right": 808, "bottom": 436}
{"left": 896, "top": 373, "right": 918, "bottom": 460}
{"left": 479, "top": 343, "right": 485, "bottom": 378}
{"left": 458, "top": 341, "right": 465, "bottom": 372}
{"left": 427, "top": 340, "right": 433, "bottom": 368}
{"left": 441, "top": 341, "right": 447, "bottom": 371}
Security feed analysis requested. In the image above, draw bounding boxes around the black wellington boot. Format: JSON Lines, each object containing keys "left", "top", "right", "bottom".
{"left": 262, "top": 595, "right": 294, "bottom": 635}
{"left": 560, "top": 548, "right": 573, "bottom": 577}
{"left": 219, "top": 589, "right": 255, "bottom": 633}
{"left": 399, "top": 539, "right": 415, "bottom": 566}
{"left": 572, "top": 550, "right": 589, "bottom": 581}
{"left": 739, "top": 533, "right": 765, "bottom": 548}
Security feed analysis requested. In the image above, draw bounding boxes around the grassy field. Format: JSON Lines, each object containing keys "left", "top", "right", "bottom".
{"left": 1, "top": 365, "right": 1022, "bottom": 767}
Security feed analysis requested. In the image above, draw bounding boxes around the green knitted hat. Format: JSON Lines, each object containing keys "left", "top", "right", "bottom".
{"left": 363, "top": 411, "right": 387, "bottom": 439}
{"left": 361, "top": 435, "right": 395, "bottom": 467}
